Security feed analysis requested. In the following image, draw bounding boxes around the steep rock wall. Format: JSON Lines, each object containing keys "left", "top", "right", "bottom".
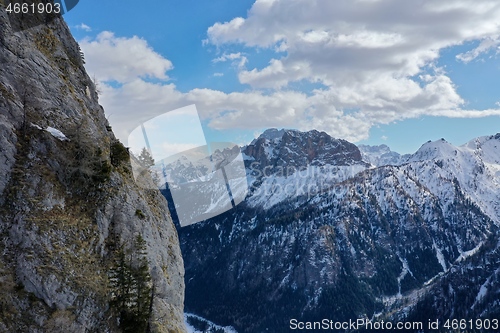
{"left": 0, "top": 4, "right": 185, "bottom": 332}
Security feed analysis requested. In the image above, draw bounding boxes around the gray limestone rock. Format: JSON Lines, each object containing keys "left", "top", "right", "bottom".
{"left": 0, "top": 6, "right": 186, "bottom": 333}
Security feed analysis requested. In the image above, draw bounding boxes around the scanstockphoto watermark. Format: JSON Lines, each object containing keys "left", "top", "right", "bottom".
{"left": 124, "top": 103, "right": 368, "bottom": 227}
{"left": 125, "top": 104, "right": 249, "bottom": 228}
{"left": 289, "top": 318, "right": 425, "bottom": 331}
{"left": 122, "top": 103, "right": 385, "bottom": 227}
{"left": 290, "top": 318, "right": 500, "bottom": 331}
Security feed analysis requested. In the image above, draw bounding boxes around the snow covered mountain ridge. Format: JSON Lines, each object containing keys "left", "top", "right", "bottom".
{"left": 162, "top": 128, "right": 500, "bottom": 225}
{"left": 240, "top": 129, "right": 500, "bottom": 223}
{"left": 358, "top": 143, "right": 411, "bottom": 167}
{"left": 163, "top": 128, "right": 500, "bottom": 223}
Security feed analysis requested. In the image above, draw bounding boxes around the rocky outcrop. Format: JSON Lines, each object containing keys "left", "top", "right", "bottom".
{"left": 0, "top": 5, "right": 185, "bottom": 333}
{"left": 244, "top": 128, "right": 368, "bottom": 177}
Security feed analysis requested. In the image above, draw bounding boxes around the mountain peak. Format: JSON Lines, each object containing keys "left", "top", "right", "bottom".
{"left": 253, "top": 128, "right": 318, "bottom": 144}
{"left": 258, "top": 128, "right": 287, "bottom": 141}
{"left": 408, "top": 138, "right": 457, "bottom": 162}
{"left": 245, "top": 128, "right": 367, "bottom": 174}
{"left": 358, "top": 144, "right": 409, "bottom": 167}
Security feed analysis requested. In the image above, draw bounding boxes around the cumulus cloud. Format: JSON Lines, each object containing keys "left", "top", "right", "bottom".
{"left": 80, "top": 31, "right": 173, "bottom": 83}
{"left": 213, "top": 52, "right": 248, "bottom": 68}
{"left": 238, "top": 59, "right": 310, "bottom": 89}
{"left": 75, "top": 23, "right": 92, "bottom": 32}
{"left": 205, "top": 0, "right": 500, "bottom": 127}
{"left": 456, "top": 37, "right": 500, "bottom": 63}
{"left": 83, "top": 1, "right": 500, "bottom": 144}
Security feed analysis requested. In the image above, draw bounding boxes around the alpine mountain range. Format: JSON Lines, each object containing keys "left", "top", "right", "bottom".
{"left": 165, "top": 128, "right": 500, "bottom": 333}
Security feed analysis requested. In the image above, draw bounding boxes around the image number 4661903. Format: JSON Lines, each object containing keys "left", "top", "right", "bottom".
{"left": 5, "top": 0, "right": 80, "bottom": 32}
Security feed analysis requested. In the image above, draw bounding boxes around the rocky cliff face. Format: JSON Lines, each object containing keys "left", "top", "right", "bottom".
{"left": 0, "top": 5, "right": 185, "bottom": 333}
{"left": 245, "top": 128, "right": 368, "bottom": 174}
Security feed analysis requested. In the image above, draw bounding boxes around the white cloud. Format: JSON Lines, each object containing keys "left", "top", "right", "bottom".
{"left": 213, "top": 72, "right": 224, "bottom": 77}
{"left": 160, "top": 143, "right": 200, "bottom": 158}
{"left": 101, "top": 74, "right": 500, "bottom": 144}
{"left": 238, "top": 59, "right": 310, "bottom": 89}
{"left": 202, "top": 0, "right": 500, "bottom": 137}
{"left": 213, "top": 52, "right": 243, "bottom": 63}
{"left": 84, "top": 1, "right": 500, "bottom": 146}
{"left": 75, "top": 23, "right": 92, "bottom": 32}
{"left": 80, "top": 31, "right": 173, "bottom": 83}
{"left": 207, "top": 17, "right": 248, "bottom": 45}
{"left": 456, "top": 37, "right": 500, "bottom": 63}
{"left": 213, "top": 52, "right": 248, "bottom": 68}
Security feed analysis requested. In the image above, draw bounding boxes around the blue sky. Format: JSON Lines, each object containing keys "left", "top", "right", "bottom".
{"left": 64, "top": 0, "right": 500, "bottom": 154}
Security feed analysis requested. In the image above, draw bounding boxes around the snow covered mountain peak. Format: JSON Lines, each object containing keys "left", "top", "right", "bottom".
{"left": 177, "top": 131, "right": 500, "bottom": 333}
{"left": 358, "top": 144, "right": 410, "bottom": 167}
{"left": 406, "top": 135, "right": 500, "bottom": 174}
{"left": 463, "top": 133, "right": 500, "bottom": 162}
{"left": 243, "top": 129, "right": 369, "bottom": 209}
{"left": 245, "top": 128, "right": 368, "bottom": 170}
{"left": 408, "top": 138, "right": 458, "bottom": 162}
{"left": 252, "top": 128, "right": 288, "bottom": 142}
{"left": 402, "top": 135, "right": 500, "bottom": 224}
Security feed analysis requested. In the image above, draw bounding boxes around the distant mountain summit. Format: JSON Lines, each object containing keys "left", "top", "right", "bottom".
{"left": 358, "top": 143, "right": 410, "bottom": 166}
{"left": 241, "top": 129, "right": 369, "bottom": 209}
{"left": 245, "top": 128, "right": 368, "bottom": 173}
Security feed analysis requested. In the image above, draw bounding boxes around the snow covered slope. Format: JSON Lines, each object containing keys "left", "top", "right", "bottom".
{"left": 185, "top": 313, "right": 238, "bottom": 333}
{"left": 170, "top": 130, "right": 500, "bottom": 333}
{"left": 243, "top": 128, "right": 370, "bottom": 209}
{"left": 407, "top": 135, "right": 500, "bottom": 223}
